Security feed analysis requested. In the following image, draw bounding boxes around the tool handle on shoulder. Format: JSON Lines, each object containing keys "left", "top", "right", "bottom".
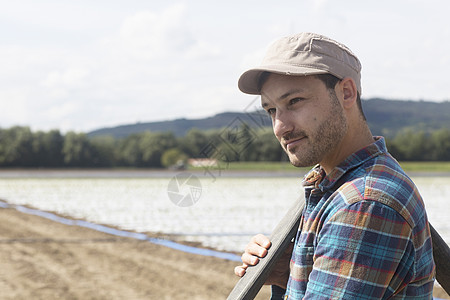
{"left": 430, "top": 223, "right": 450, "bottom": 295}
{"left": 227, "top": 197, "right": 305, "bottom": 300}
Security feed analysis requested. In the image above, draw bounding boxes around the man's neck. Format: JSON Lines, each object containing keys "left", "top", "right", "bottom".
{"left": 321, "top": 124, "right": 374, "bottom": 174}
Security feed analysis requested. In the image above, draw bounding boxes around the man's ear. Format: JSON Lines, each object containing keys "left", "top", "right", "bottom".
{"left": 339, "top": 77, "right": 358, "bottom": 109}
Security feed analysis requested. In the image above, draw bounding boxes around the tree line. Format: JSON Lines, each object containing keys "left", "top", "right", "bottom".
{"left": 0, "top": 125, "right": 449, "bottom": 168}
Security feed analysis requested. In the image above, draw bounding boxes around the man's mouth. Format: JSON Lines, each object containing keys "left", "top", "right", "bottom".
{"left": 285, "top": 136, "right": 306, "bottom": 151}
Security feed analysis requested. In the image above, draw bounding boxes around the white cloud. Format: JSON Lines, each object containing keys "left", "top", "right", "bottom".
{"left": 239, "top": 47, "right": 266, "bottom": 71}
{"left": 0, "top": 89, "right": 29, "bottom": 126}
{"left": 42, "top": 67, "right": 90, "bottom": 89}
{"left": 185, "top": 40, "right": 221, "bottom": 60}
{"left": 102, "top": 4, "right": 219, "bottom": 62}
{"left": 42, "top": 101, "right": 80, "bottom": 121}
{"left": 118, "top": 6, "right": 191, "bottom": 59}
{"left": 311, "top": 0, "right": 329, "bottom": 13}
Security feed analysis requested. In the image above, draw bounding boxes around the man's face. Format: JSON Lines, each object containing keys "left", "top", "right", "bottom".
{"left": 260, "top": 74, "right": 348, "bottom": 168}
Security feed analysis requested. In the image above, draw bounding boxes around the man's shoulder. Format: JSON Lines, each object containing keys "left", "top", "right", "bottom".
{"left": 335, "top": 153, "right": 424, "bottom": 227}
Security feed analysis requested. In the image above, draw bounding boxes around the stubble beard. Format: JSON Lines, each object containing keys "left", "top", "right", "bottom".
{"left": 285, "top": 91, "right": 348, "bottom": 168}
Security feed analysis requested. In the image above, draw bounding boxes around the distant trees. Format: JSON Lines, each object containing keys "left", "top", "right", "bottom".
{"left": 0, "top": 127, "right": 64, "bottom": 167}
{"left": 161, "top": 148, "right": 188, "bottom": 168}
{"left": 387, "top": 128, "right": 450, "bottom": 161}
{"left": 63, "top": 132, "right": 95, "bottom": 167}
{"left": 35, "top": 130, "right": 64, "bottom": 167}
{"left": 119, "top": 132, "right": 178, "bottom": 167}
{"left": 0, "top": 126, "right": 33, "bottom": 167}
{"left": 0, "top": 125, "right": 448, "bottom": 168}
{"left": 429, "top": 129, "right": 450, "bottom": 160}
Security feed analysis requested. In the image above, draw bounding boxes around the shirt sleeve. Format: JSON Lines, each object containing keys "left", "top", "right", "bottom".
{"left": 304, "top": 200, "right": 416, "bottom": 299}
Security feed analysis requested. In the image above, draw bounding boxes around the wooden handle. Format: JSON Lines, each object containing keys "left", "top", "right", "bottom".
{"left": 226, "top": 197, "right": 305, "bottom": 300}
{"left": 430, "top": 223, "right": 450, "bottom": 295}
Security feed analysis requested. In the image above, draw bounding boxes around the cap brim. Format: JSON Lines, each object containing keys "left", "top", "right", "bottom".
{"left": 238, "top": 65, "right": 331, "bottom": 95}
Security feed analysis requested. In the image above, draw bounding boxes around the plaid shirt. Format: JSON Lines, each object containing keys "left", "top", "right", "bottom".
{"left": 277, "top": 137, "right": 435, "bottom": 299}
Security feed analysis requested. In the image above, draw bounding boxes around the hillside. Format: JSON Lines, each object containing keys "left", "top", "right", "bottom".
{"left": 88, "top": 111, "right": 272, "bottom": 138}
{"left": 363, "top": 98, "right": 450, "bottom": 137}
{"left": 88, "top": 99, "right": 450, "bottom": 138}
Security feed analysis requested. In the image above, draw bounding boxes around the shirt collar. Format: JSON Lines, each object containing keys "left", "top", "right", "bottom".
{"left": 302, "top": 137, "right": 387, "bottom": 191}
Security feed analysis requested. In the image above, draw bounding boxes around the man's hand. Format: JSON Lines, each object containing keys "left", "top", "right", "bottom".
{"left": 234, "top": 234, "right": 292, "bottom": 289}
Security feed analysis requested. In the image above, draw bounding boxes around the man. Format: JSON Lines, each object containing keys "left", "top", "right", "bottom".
{"left": 234, "top": 32, "right": 435, "bottom": 299}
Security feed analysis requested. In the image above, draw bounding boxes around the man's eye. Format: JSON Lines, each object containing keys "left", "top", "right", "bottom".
{"left": 266, "top": 108, "right": 276, "bottom": 116}
{"left": 289, "top": 98, "right": 304, "bottom": 105}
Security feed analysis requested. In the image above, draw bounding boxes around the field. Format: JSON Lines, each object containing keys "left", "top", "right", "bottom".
{"left": 398, "top": 161, "right": 450, "bottom": 172}
{"left": 190, "top": 161, "right": 450, "bottom": 173}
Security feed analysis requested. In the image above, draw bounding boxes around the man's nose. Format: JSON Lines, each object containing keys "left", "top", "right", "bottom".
{"left": 273, "top": 111, "right": 294, "bottom": 139}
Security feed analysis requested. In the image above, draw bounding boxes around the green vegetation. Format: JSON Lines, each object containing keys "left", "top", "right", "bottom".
{"left": 190, "top": 161, "right": 450, "bottom": 173}
{"left": 386, "top": 128, "right": 450, "bottom": 161}
{"left": 161, "top": 148, "right": 188, "bottom": 168}
{"left": 188, "top": 161, "right": 305, "bottom": 172}
{"left": 398, "top": 161, "right": 450, "bottom": 172}
{"left": 0, "top": 125, "right": 449, "bottom": 169}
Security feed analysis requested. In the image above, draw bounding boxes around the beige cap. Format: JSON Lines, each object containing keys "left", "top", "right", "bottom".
{"left": 238, "top": 32, "right": 362, "bottom": 95}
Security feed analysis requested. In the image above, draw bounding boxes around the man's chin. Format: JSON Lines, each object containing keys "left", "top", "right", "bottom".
{"left": 288, "top": 156, "right": 316, "bottom": 168}
{"left": 286, "top": 152, "right": 319, "bottom": 168}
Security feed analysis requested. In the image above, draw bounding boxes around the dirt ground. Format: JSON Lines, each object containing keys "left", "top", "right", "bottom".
{"left": 0, "top": 206, "right": 272, "bottom": 299}
{"left": 0, "top": 206, "right": 447, "bottom": 299}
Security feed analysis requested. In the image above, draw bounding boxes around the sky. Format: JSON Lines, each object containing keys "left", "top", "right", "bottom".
{"left": 1, "top": 0, "right": 450, "bottom": 133}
